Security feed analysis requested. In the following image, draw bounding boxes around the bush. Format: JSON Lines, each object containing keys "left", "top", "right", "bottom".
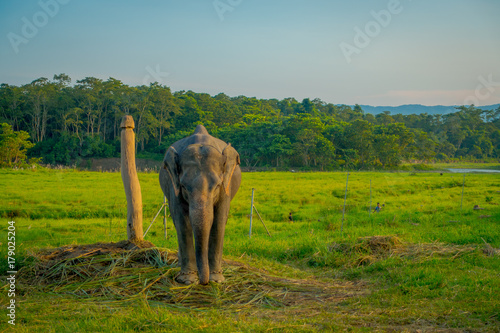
{"left": 413, "top": 163, "right": 435, "bottom": 171}
{"left": 0, "top": 123, "right": 39, "bottom": 168}
{"left": 30, "top": 133, "right": 117, "bottom": 165}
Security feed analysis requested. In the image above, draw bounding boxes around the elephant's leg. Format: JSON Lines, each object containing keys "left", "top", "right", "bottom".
{"left": 208, "top": 201, "right": 229, "bottom": 283}
{"left": 171, "top": 206, "right": 197, "bottom": 284}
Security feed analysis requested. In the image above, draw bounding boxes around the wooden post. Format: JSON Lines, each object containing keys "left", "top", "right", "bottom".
{"left": 121, "top": 115, "right": 143, "bottom": 242}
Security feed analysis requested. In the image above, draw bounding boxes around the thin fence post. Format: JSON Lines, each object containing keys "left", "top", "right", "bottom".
{"left": 461, "top": 173, "right": 465, "bottom": 210}
{"left": 249, "top": 188, "right": 255, "bottom": 238}
{"left": 369, "top": 179, "right": 372, "bottom": 217}
{"left": 163, "top": 196, "right": 167, "bottom": 240}
{"left": 341, "top": 171, "right": 349, "bottom": 233}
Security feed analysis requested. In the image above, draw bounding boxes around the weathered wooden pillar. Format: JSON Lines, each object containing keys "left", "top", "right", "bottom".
{"left": 121, "top": 115, "right": 143, "bottom": 242}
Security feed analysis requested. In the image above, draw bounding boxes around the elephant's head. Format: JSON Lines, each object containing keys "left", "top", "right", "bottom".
{"left": 163, "top": 143, "right": 240, "bottom": 284}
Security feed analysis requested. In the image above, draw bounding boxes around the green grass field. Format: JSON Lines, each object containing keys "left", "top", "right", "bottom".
{"left": 1, "top": 168, "right": 499, "bottom": 332}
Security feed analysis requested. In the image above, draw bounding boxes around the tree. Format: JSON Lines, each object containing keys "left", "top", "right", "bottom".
{"left": 101, "top": 77, "right": 124, "bottom": 142}
{"left": 267, "top": 134, "right": 292, "bottom": 167}
{"left": 442, "top": 112, "right": 467, "bottom": 152}
{"left": 300, "top": 98, "right": 318, "bottom": 115}
{"left": 23, "top": 77, "right": 55, "bottom": 143}
{"left": 75, "top": 77, "right": 104, "bottom": 137}
{"left": 0, "top": 123, "right": 38, "bottom": 168}
{"left": 411, "top": 130, "right": 437, "bottom": 162}
{"left": 0, "top": 84, "right": 24, "bottom": 131}
{"left": 310, "top": 136, "right": 335, "bottom": 170}
{"left": 372, "top": 123, "right": 415, "bottom": 166}
{"left": 351, "top": 104, "right": 364, "bottom": 120}
{"left": 343, "top": 119, "right": 374, "bottom": 167}
{"left": 130, "top": 85, "right": 154, "bottom": 151}
{"left": 336, "top": 105, "right": 354, "bottom": 122}
{"left": 212, "top": 93, "right": 241, "bottom": 126}
{"left": 174, "top": 93, "right": 205, "bottom": 131}
{"left": 149, "top": 83, "right": 179, "bottom": 145}
{"left": 52, "top": 73, "right": 74, "bottom": 136}
{"left": 2, "top": 73, "right": 500, "bottom": 168}
{"left": 373, "top": 133, "right": 400, "bottom": 167}
{"left": 284, "top": 114, "right": 325, "bottom": 167}
{"left": 293, "top": 129, "right": 316, "bottom": 166}
{"left": 376, "top": 111, "right": 394, "bottom": 125}
{"left": 277, "top": 97, "right": 299, "bottom": 116}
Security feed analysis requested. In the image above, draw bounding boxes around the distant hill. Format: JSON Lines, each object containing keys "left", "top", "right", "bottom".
{"left": 351, "top": 104, "right": 500, "bottom": 115}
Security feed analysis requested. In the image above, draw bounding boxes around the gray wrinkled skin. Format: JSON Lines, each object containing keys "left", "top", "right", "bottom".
{"left": 159, "top": 125, "right": 241, "bottom": 285}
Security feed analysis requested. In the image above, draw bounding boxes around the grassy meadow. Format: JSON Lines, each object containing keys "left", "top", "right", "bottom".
{"left": 1, "top": 168, "right": 499, "bottom": 332}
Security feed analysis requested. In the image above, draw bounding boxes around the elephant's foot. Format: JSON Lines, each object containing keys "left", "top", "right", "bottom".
{"left": 209, "top": 270, "right": 225, "bottom": 283}
{"left": 175, "top": 271, "right": 198, "bottom": 285}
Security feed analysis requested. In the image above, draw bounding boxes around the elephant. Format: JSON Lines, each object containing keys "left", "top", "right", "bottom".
{"left": 159, "top": 125, "right": 241, "bottom": 285}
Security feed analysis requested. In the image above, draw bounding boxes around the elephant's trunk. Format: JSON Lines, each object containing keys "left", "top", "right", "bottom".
{"left": 190, "top": 203, "right": 213, "bottom": 285}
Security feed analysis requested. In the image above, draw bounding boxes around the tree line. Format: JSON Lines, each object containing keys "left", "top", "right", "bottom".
{"left": 1, "top": 74, "right": 499, "bottom": 170}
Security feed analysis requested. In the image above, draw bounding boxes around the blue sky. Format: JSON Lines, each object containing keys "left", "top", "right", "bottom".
{"left": 1, "top": 0, "right": 499, "bottom": 106}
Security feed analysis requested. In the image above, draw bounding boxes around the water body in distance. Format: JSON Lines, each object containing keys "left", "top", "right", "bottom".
{"left": 447, "top": 168, "right": 500, "bottom": 173}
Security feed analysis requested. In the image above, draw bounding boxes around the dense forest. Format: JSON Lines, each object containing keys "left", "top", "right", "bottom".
{"left": 1, "top": 74, "right": 500, "bottom": 170}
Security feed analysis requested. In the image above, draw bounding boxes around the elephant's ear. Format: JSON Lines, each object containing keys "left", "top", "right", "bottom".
{"left": 222, "top": 144, "right": 240, "bottom": 196}
{"left": 163, "top": 146, "right": 180, "bottom": 197}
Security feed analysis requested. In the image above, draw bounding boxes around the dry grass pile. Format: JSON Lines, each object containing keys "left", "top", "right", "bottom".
{"left": 329, "top": 235, "right": 497, "bottom": 267}
{"left": 18, "top": 241, "right": 364, "bottom": 309}
{"left": 355, "top": 235, "right": 403, "bottom": 254}
{"left": 355, "top": 235, "right": 403, "bottom": 266}
{"left": 393, "top": 238, "right": 499, "bottom": 259}
{"left": 395, "top": 242, "right": 477, "bottom": 259}
{"left": 329, "top": 235, "right": 403, "bottom": 254}
{"left": 329, "top": 235, "right": 404, "bottom": 266}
